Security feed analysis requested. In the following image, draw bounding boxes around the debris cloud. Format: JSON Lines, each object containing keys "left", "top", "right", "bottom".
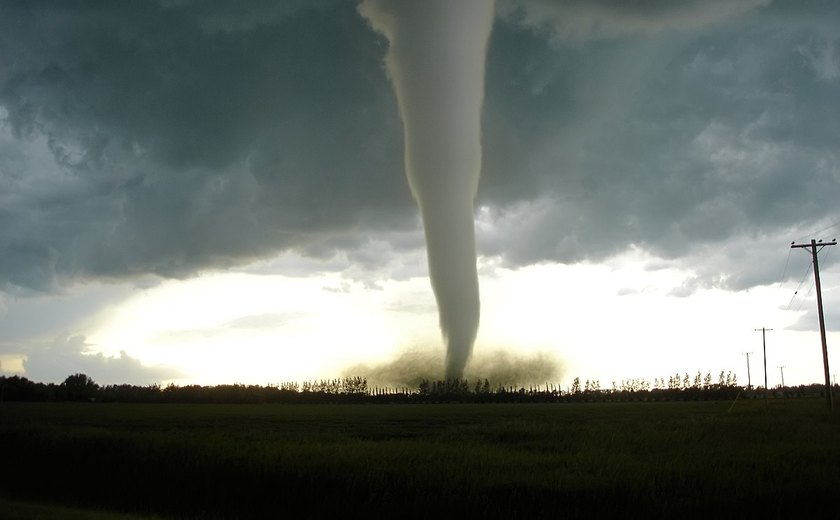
{"left": 344, "top": 346, "right": 562, "bottom": 389}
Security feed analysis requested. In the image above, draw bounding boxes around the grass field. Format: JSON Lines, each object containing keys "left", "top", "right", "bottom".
{"left": 1, "top": 399, "right": 838, "bottom": 519}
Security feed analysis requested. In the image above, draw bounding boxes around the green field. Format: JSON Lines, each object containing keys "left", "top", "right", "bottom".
{"left": 1, "top": 399, "right": 838, "bottom": 519}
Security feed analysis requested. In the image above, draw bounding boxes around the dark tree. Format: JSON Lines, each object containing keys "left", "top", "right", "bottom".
{"left": 62, "top": 373, "right": 99, "bottom": 401}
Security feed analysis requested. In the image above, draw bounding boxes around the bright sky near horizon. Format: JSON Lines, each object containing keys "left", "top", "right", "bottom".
{"left": 1, "top": 0, "right": 839, "bottom": 389}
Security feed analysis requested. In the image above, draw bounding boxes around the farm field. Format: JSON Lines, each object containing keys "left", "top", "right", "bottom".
{"left": 1, "top": 399, "right": 838, "bottom": 519}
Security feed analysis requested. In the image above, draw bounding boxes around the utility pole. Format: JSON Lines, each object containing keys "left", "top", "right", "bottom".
{"left": 742, "top": 352, "right": 754, "bottom": 390}
{"left": 755, "top": 328, "right": 773, "bottom": 408}
{"left": 791, "top": 238, "right": 837, "bottom": 410}
{"left": 778, "top": 366, "right": 786, "bottom": 388}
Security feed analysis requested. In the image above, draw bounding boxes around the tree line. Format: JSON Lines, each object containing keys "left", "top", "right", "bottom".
{"left": 1, "top": 371, "right": 835, "bottom": 404}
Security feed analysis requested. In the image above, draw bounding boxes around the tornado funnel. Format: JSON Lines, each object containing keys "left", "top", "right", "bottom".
{"left": 360, "top": 0, "right": 494, "bottom": 380}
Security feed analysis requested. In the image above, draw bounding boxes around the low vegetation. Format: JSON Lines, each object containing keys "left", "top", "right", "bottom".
{"left": 2, "top": 399, "right": 839, "bottom": 518}
{"left": 1, "top": 371, "right": 833, "bottom": 404}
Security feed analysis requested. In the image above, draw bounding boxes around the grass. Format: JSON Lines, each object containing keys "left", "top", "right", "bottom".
{"left": 0, "top": 498, "right": 166, "bottom": 520}
{"left": 1, "top": 399, "right": 838, "bottom": 519}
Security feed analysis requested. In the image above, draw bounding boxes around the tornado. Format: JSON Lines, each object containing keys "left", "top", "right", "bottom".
{"left": 359, "top": 0, "right": 494, "bottom": 380}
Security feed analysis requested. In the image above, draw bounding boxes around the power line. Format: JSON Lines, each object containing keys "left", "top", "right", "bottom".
{"left": 742, "top": 352, "right": 754, "bottom": 390}
{"left": 785, "top": 260, "right": 814, "bottom": 311}
{"left": 804, "top": 218, "right": 840, "bottom": 239}
{"left": 754, "top": 327, "right": 773, "bottom": 409}
{"left": 791, "top": 239, "right": 837, "bottom": 410}
{"left": 789, "top": 240, "right": 836, "bottom": 313}
{"left": 792, "top": 282, "right": 816, "bottom": 313}
{"left": 822, "top": 238, "right": 836, "bottom": 265}
{"left": 779, "top": 247, "right": 793, "bottom": 285}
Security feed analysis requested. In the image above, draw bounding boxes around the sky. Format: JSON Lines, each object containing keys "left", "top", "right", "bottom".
{"left": 1, "top": 0, "right": 839, "bottom": 389}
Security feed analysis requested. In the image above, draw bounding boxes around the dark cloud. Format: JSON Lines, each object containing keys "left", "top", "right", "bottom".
{"left": 0, "top": 284, "right": 133, "bottom": 343}
{"left": 21, "top": 334, "right": 182, "bottom": 385}
{"left": 0, "top": 0, "right": 411, "bottom": 291}
{"left": 0, "top": 0, "right": 838, "bottom": 294}
{"left": 480, "top": 1, "right": 840, "bottom": 288}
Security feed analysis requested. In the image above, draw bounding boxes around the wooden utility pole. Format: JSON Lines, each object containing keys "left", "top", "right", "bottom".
{"left": 791, "top": 239, "right": 837, "bottom": 410}
{"left": 755, "top": 328, "right": 772, "bottom": 407}
{"left": 742, "top": 352, "right": 754, "bottom": 390}
{"left": 778, "top": 365, "right": 786, "bottom": 388}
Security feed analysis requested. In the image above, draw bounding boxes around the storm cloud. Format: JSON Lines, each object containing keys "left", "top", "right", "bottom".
{"left": 1, "top": 0, "right": 839, "bottom": 296}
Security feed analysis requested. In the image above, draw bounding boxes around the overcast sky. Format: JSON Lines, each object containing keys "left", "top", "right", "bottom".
{"left": 1, "top": 0, "right": 839, "bottom": 388}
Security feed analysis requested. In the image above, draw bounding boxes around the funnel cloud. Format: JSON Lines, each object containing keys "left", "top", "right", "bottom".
{"left": 360, "top": 0, "right": 495, "bottom": 380}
